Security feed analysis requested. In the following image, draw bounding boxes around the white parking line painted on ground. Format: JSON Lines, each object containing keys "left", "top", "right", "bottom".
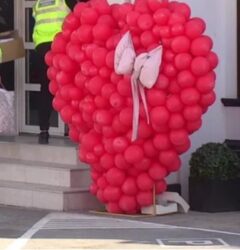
{"left": 3, "top": 212, "right": 239, "bottom": 250}
{"left": 4, "top": 213, "right": 52, "bottom": 250}
{"left": 156, "top": 238, "right": 229, "bottom": 247}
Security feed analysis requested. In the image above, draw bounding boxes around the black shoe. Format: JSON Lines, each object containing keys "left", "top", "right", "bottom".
{"left": 38, "top": 131, "right": 49, "bottom": 144}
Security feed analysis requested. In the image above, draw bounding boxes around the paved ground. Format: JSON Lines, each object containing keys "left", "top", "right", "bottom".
{"left": 0, "top": 206, "right": 239, "bottom": 250}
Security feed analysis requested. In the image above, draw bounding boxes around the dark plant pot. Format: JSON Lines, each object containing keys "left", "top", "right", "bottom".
{"left": 189, "top": 177, "right": 240, "bottom": 212}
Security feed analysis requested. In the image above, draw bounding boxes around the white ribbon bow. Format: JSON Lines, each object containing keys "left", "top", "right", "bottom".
{"left": 114, "top": 31, "right": 163, "bottom": 141}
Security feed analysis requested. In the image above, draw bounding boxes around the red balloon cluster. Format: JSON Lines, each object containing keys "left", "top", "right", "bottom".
{"left": 46, "top": 0, "right": 218, "bottom": 214}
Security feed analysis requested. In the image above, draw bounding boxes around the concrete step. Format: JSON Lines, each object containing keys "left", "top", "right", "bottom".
{"left": 0, "top": 180, "right": 102, "bottom": 211}
{"left": 0, "top": 141, "right": 78, "bottom": 165}
{"left": 0, "top": 158, "right": 91, "bottom": 188}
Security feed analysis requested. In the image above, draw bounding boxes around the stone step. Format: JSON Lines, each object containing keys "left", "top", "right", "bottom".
{"left": 0, "top": 158, "right": 91, "bottom": 188}
{"left": 0, "top": 180, "right": 102, "bottom": 211}
{"left": 0, "top": 141, "right": 79, "bottom": 165}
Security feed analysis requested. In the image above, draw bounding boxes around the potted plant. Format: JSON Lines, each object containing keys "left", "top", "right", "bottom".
{"left": 189, "top": 142, "right": 240, "bottom": 212}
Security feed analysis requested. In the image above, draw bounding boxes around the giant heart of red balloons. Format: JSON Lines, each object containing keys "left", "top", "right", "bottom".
{"left": 46, "top": 0, "right": 218, "bottom": 214}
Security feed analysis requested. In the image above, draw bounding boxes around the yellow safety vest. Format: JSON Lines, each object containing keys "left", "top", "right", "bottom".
{"left": 0, "top": 48, "right": 2, "bottom": 63}
{"left": 32, "top": 0, "right": 70, "bottom": 47}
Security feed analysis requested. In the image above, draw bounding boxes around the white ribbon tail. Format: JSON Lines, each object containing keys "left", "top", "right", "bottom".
{"left": 131, "top": 74, "right": 140, "bottom": 141}
{"left": 139, "top": 84, "right": 150, "bottom": 124}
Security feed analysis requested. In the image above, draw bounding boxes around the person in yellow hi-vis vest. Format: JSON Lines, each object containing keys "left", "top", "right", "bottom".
{"left": 33, "top": 0, "right": 80, "bottom": 144}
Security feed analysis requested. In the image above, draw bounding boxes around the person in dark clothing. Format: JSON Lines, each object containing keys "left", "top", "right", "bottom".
{"left": 33, "top": 0, "right": 79, "bottom": 144}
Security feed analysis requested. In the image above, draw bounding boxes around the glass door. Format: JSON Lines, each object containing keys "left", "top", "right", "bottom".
{"left": 15, "top": 0, "right": 65, "bottom": 135}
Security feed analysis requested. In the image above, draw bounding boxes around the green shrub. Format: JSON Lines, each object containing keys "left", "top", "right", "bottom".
{"left": 189, "top": 142, "right": 240, "bottom": 180}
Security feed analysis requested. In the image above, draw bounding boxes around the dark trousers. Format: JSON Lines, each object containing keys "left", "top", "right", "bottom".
{"left": 36, "top": 42, "right": 53, "bottom": 131}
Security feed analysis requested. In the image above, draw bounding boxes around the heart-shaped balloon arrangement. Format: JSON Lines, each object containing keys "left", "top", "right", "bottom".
{"left": 46, "top": 0, "right": 218, "bottom": 214}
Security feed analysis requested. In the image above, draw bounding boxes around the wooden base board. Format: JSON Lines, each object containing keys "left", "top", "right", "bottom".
{"left": 89, "top": 210, "right": 155, "bottom": 218}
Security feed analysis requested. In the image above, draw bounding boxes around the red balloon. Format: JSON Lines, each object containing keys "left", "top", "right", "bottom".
{"left": 180, "top": 88, "right": 200, "bottom": 105}
{"left": 170, "top": 129, "right": 189, "bottom": 146}
{"left": 105, "top": 51, "right": 115, "bottom": 69}
{"left": 134, "top": 158, "right": 151, "bottom": 171}
{"left": 119, "top": 195, "right": 137, "bottom": 213}
{"left": 100, "top": 153, "right": 114, "bottom": 170}
{"left": 117, "top": 78, "right": 132, "bottom": 96}
{"left": 51, "top": 34, "right": 67, "bottom": 53}
{"left": 174, "top": 53, "right": 192, "bottom": 70}
{"left": 159, "top": 150, "right": 181, "bottom": 172}
{"left": 106, "top": 168, "right": 126, "bottom": 186}
{"left": 124, "top": 145, "right": 144, "bottom": 164}
{"left": 80, "top": 7, "right": 98, "bottom": 25}
{"left": 122, "top": 177, "right": 138, "bottom": 195}
{"left": 137, "top": 14, "right": 154, "bottom": 30}
{"left": 69, "top": 126, "right": 79, "bottom": 142}
{"left": 126, "top": 11, "right": 140, "bottom": 27}
{"left": 137, "top": 191, "right": 153, "bottom": 206}
{"left": 49, "top": 80, "right": 58, "bottom": 95}
{"left": 196, "top": 72, "right": 216, "bottom": 93}
{"left": 119, "top": 108, "right": 133, "bottom": 127}
{"left": 147, "top": 89, "right": 166, "bottom": 107}
{"left": 168, "top": 113, "right": 185, "bottom": 129}
{"left": 137, "top": 173, "right": 154, "bottom": 191}
{"left": 140, "top": 30, "right": 156, "bottom": 48}
{"left": 163, "top": 63, "right": 177, "bottom": 77}
{"left": 171, "top": 23, "right": 185, "bottom": 36}
{"left": 73, "top": 2, "right": 89, "bottom": 17}
{"left": 64, "top": 14, "right": 80, "bottom": 30}
{"left": 200, "top": 91, "right": 216, "bottom": 107}
{"left": 60, "top": 106, "right": 75, "bottom": 123}
{"left": 150, "top": 106, "right": 170, "bottom": 125}
{"left": 113, "top": 137, "right": 129, "bottom": 153}
{"left": 153, "top": 133, "right": 171, "bottom": 150}
{"left": 183, "top": 105, "right": 202, "bottom": 121}
{"left": 94, "top": 96, "right": 108, "bottom": 108}
{"left": 90, "top": 183, "right": 98, "bottom": 195}
{"left": 155, "top": 180, "right": 167, "bottom": 194}
{"left": 92, "top": 47, "right": 108, "bottom": 67}
{"left": 186, "top": 119, "right": 202, "bottom": 133}
{"left": 103, "top": 186, "right": 122, "bottom": 202}
{"left": 148, "top": 163, "right": 167, "bottom": 180}
{"left": 168, "top": 13, "right": 186, "bottom": 26}
{"left": 153, "top": 8, "right": 171, "bottom": 25}
{"left": 107, "top": 202, "right": 122, "bottom": 213}
{"left": 68, "top": 86, "right": 83, "bottom": 100}
{"left": 171, "top": 36, "right": 191, "bottom": 53}
{"left": 115, "top": 154, "right": 131, "bottom": 170}
{"left": 207, "top": 52, "right": 219, "bottom": 70}
{"left": 177, "top": 70, "right": 195, "bottom": 88}
{"left": 191, "top": 57, "right": 211, "bottom": 76}
{"left": 138, "top": 120, "right": 153, "bottom": 139}
{"left": 71, "top": 113, "right": 83, "bottom": 126}
{"left": 185, "top": 18, "right": 206, "bottom": 39}
{"left": 47, "top": 67, "right": 58, "bottom": 80}
{"left": 93, "top": 23, "right": 113, "bottom": 41}
{"left": 155, "top": 74, "right": 170, "bottom": 90}
{"left": 110, "top": 93, "right": 125, "bottom": 109}
{"left": 101, "top": 83, "right": 115, "bottom": 98}
{"left": 99, "top": 67, "right": 111, "bottom": 79}
{"left": 171, "top": 2, "right": 191, "bottom": 19}
{"left": 94, "top": 109, "right": 112, "bottom": 125}
{"left": 81, "top": 132, "right": 100, "bottom": 151}
{"left": 45, "top": 51, "right": 53, "bottom": 66}
{"left": 87, "top": 76, "right": 104, "bottom": 95}
{"left": 191, "top": 36, "right": 213, "bottom": 56}
{"left": 166, "top": 95, "right": 183, "bottom": 112}
{"left": 52, "top": 96, "right": 66, "bottom": 112}
{"left": 112, "top": 116, "right": 128, "bottom": 134}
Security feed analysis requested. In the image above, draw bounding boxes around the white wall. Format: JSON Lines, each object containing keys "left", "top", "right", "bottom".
{"left": 176, "top": 0, "right": 238, "bottom": 199}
